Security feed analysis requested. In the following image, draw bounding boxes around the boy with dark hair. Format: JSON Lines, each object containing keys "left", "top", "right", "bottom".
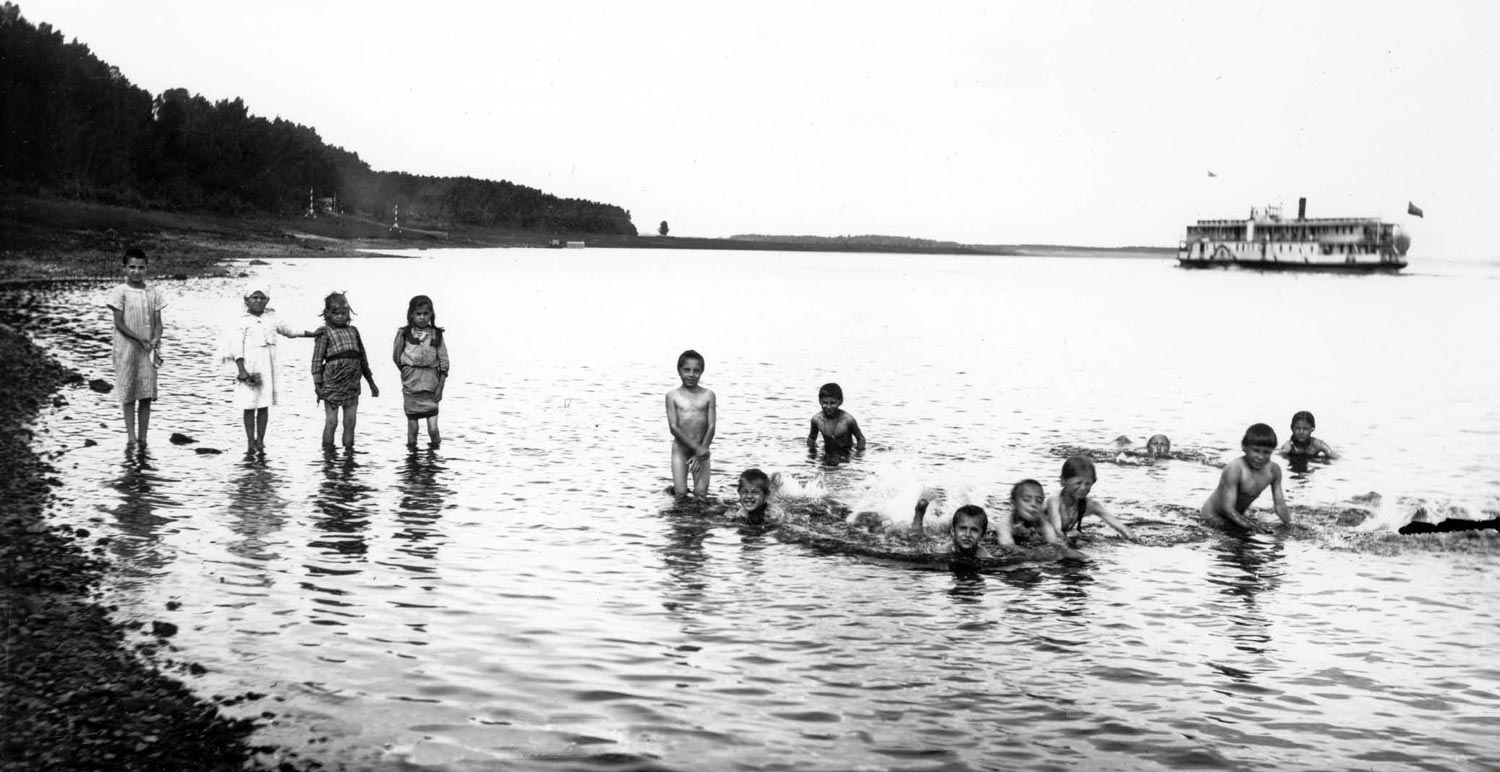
{"left": 666, "top": 350, "right": 715, "bottom": 497}
{"left": 1201, "top": 423, "right": 1290, "bottom": 531}
{"left": 807, "top": 382, "right": 866, "bottom": 454}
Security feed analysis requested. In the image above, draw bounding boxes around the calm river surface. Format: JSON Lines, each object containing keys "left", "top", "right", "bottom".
{"left": 6, "top": 249, "right": 1499, "bottom": 771}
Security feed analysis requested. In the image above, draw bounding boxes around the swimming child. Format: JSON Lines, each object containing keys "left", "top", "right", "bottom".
{"left": 945, "top": 505, "right": 994, "bottom": 559}
{"left": 1278, "top": 411, "right": 1337, "bottom": 460}
{"left": 1145, "top": 434, "right": 1171, "bottom": 458}
{"left": 996, "top": 478, "right": 1051, "bottom": 548}
{"left": 222, "top": 285, "right": 320, "bottom": 452}
{"left": 807, "top": 382, "right": 866, "bottom": 454}
{"left": 312, "top": 292, "right": 379, "bottom": 450}
{"left": 392, "top": 295, "right": 449, "bottom": 450}
{"left": 1202, "top": 423, "right": 1291, "bottom": 531}
{"left": 1045, "top": 456, "right": 1139, "bottom": 542}
{"left": 105, "top": 248, "right": 166, "bottom": 447}
{"left": 729, "top": 468, "right": 775, "bottom": 523}
{"left": 665, "top": 349, "right": 715, "bottom": 497}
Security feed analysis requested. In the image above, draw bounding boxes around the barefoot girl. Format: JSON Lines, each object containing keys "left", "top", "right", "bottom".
{"left": 222, "top": 285, "right": 319, "bottom": 452}
{"left": 392, "top": 295, "right": 449, "bottom": 449}
{"left": 106, "top": 248, "right": 166, "bottom": 447}
{"left": 312, "top": 292, "right": 378, "bottom": 450}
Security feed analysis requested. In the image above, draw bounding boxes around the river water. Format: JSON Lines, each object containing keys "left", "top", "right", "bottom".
{"left": 5, "top": 249, "right": 1499, "bottom": 771}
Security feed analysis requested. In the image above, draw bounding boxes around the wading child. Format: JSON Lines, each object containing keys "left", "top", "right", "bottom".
{"left": 807, "top": 382, "right": 866, "bottom": 454}
{"left": 223, "top": 286, "right": 319, "bottom": 452}
{"left": 312, "top": 292, "right": 379, "bottom": 450}
{"left": 392, "top": 295, "right": 449, "bottom": 450}
{"left": 1202, "top": 423, "right": 1291, "bottom": 531}
{"left": 996, "top": 479, "right": 1051, "bottom": 548}
{"left": 1046, "top": 456, "right": 1139, "bottom": 543}
{"left": 1278, "top": 411, "right": 1337, "bottom": 460}
{"left": 106, "top": 248, "right": 166, "bottom": 447}
{"left": 665, "top": 349, "right": 715, "bottom": 497}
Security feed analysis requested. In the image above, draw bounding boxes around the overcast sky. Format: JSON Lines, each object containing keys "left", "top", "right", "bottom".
{"left": 17, "top": 0, "right": 1498, "bottom": 258}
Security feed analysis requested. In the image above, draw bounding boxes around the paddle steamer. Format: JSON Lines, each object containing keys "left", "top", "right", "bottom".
{"left": 1178, "top": 198, "right": 1409, "bottom": 273}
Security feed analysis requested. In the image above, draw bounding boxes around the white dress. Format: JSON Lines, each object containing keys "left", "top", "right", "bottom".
{"left": 222, "top": 311, "right": 300, "bottom": 410}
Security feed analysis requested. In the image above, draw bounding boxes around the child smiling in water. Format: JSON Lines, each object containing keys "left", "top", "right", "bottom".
{"left": 807, "top": 382, "right": 866, "bottom": 455}
{"left": 1203, "top": 423, "right": 1291, "bottom": 531}
{"left": 1045, "top": 456, "right": 1139, "bottom": 543}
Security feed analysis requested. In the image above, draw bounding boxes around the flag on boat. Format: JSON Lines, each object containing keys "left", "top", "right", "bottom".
{"left": 1407, "top": 201, "right": 1424, "bottom": 218}
{"left": 1207, "top": 170, "right": 1217, "bottom": 178}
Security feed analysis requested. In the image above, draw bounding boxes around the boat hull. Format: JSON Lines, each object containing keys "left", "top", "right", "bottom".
{"left": 1177, "top": 258, "right": 1406, "bottom": 274}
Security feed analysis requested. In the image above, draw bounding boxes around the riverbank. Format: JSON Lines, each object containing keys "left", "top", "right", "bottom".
{"left": 0, "top": 325, "right": 303, "bottom": 771}
{"left": 2, "top": 194, "right": 1174, "bottom": 286}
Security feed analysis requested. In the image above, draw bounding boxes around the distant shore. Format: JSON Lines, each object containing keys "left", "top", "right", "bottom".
{"left": 1, "top": 194, "right": 1174, "bottom": 285}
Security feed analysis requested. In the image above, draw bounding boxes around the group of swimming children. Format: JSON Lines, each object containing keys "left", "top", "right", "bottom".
{"left": 665, "top": 348, "right": 1339, "bottom": 560}
{"left": 105, "top": 249, "right": 450, "bottom": 453}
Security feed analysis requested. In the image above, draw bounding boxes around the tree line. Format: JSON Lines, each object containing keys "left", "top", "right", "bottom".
{"left": 0, "top": 4, "right": 636, "bottom": 235}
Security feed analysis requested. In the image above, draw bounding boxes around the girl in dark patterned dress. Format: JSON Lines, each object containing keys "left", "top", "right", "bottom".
{"left": 311, "top": 292, "right": 379, "bottom": 450}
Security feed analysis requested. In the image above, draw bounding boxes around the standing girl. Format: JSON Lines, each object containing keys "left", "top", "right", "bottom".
{"left": 312, "top": 292, "right": 378, "bottom": 450}
{"left": 106, "top": 248, "right": 167, "bottom": 447}
{"left": 392, "top": 295, "right": 449, "bottom": 449}
{"left": 1045, "top": 455, "right": 1139, "bottom": 543}
{"left": 222, "top": 286, "right": 319, "bottom": 452}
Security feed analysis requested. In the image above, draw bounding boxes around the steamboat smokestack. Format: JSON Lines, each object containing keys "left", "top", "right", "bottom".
{"left": 1298, "top": 197, "right": 1307, "bottom": 220}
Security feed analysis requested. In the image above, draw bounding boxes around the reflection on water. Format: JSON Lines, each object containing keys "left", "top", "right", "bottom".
{"left": 103, "top": 447, "right": 177, "bottom": 579}
{"left": 309, "top": 452, "right": 375, "bottom": 565}
{"left": 1205, "top": 533, "right": 1286, "bottom": 680}
{"left": 225, "top": 454, "right": 287, "bottom": 565}
{"left": 391, "top": 450, "right": 451, "bottom": 571}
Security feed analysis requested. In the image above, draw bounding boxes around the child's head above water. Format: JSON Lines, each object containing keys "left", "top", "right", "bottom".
{"left": 1242, "top": 422, "right": 1278, "bottom": 450}
{"left": 1010, "top": 479, "right": 1045, "bottom": 522}
{"left": 950, "top": 504, "right": 989, "bottom": 553}
{"left": 736, "top": 468, "right": 772, "bottom": 518}
{"left": 1290, "top": 410, "right": 1316, "bottom": 429}
{"left": 677, "top": 349, "right": 704, "bottom": 370}
{"left": 817, "top": 382, "right": 843, "bottom": 415}
{"left": 1059, "top": 456, "right": 1098, "bottom": 500}
{"left": 1146, "top": 434, "right": 1171, "bottom": 457}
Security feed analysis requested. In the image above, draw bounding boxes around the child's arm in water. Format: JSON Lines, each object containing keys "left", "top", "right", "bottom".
{"left": 1088, "top": 499, "right": 1139, "bottom": 542}
{"left": 1206, "top": 462, "right": 1262, "bottom": 531}
{"left": 848, "top": 416, "right": 866, "bottom": 452}
{"left": 1042, "top": 495, "right": 1069, "bottom": 546}
{"left": 910, "top": 497, "right": 930, "bottom": 537}
{"left": 994, "top": 508, "right": 1017, "bottom": 548}
{"left": 1269, "top": 462, "right": 1291, "bottom": 526}
{"left": 806, "top": 416, "right": 821, "bottom": 452}
{"left": 1312, "top": 438, "right": 1338, "bottom": 460}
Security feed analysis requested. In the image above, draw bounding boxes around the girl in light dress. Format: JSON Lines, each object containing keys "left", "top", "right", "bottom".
{"left": 392, "top": 295, "right": 449, "bottom": 450}
{"left": 106, "top": 248, "right": 166, "bottom": 447}
{"left": 222, "top": 285, "right": 319, "bottom": 452}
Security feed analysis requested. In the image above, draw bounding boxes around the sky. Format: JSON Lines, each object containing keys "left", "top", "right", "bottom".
{"left": 15, "top": 0, "right": 1500, "bottom": 258}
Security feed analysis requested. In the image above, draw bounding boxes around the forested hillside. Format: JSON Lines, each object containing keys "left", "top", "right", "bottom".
{"left": 0, "top": 3, "right": 636, "bottom": 235}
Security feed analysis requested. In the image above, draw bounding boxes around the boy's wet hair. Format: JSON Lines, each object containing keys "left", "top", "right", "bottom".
{"left": 737, "top": 468, "right": 771, "bottom": 494}
{"left": 952, "top": 504, "right": 988, "bottom": 534}
{"left": 677, "top": 349, "right": 704, "bottom": 369}
{"left": 122, "top": 247, "right": 147, "bottom": 265}
{"left": 1290, "top": 410, "right": 1316, "bottom": 428}
{"left": 1242, "top": 423, "right": 1278, "bottom": 448}
{"left": 1010, "top": 479, "right": 1043, "bottom": 502}
{"left": 1061, "top": 455, "right": 1097, "bottom": 481}
{"left": 1146, "top": 434, "right": 1171, "bottom": 452}
{"left": 818, "top": 382, "right": 843, "bottom": 401}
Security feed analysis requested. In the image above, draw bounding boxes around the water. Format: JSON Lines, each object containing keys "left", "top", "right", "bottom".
{"left": 6, "top": 250, "right": 1499, "bottom": 771}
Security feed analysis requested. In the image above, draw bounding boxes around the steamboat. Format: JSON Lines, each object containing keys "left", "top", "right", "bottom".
{"left": 1178, "top": 197, "right": 1409, "bottom": 273}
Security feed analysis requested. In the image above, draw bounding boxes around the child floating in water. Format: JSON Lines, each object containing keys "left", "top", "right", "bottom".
{"left": 1278, "top": 411, "right": 1337, "bottom": 460}
{"left": 728, "top": 468, "right": 777, "bottom": 523}
{"left": 1202, "top": 423, "right": 1291, "bottom": 531}
{"left": 1145, "top": 434, "right": 1171, "bottom": 458}
{"left": 1046, "top": 456, "right": 1139, "bottom": 543}
{"left": 312, "top": 292, "right": 379, "bottom": 450}
{"left": 996, "top": 479, "right": 1051, "bottom": 548}
{"left": 910, "top": 500, "right": 993, "bottom": 559}
{"left": 807, "top": 382, "right": 866, "bottom": 455}
{"left": 665, "top": 349, "right": 715, "bottom": 498}
{"left": 393, "top": 295, "right": 449, "bottom": 450}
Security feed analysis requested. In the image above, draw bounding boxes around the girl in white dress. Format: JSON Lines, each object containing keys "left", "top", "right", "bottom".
{"left": 222, "top": 286, "right": 318, "bottom": 452}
